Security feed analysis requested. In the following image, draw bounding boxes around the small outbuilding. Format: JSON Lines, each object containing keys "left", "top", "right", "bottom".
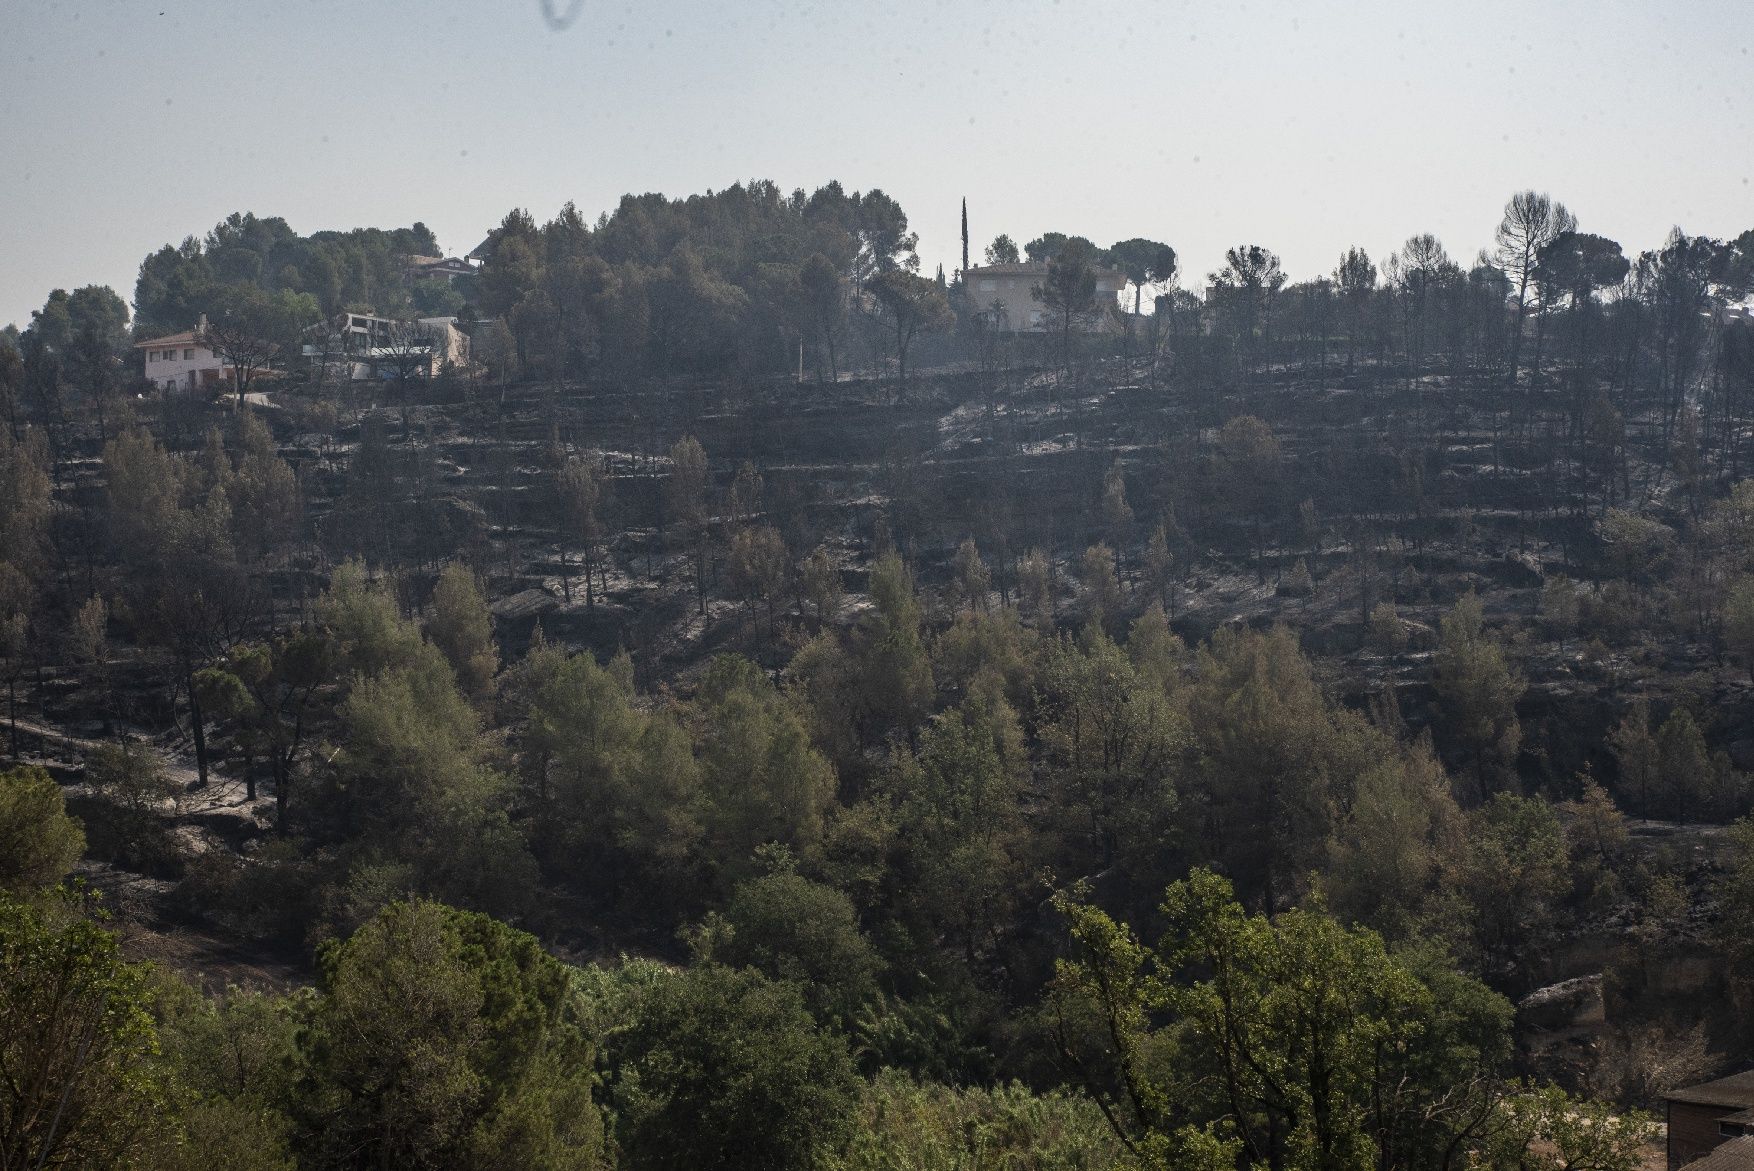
{"left": 1667, "top": 1072, "right": 1754, "bottom": 1170}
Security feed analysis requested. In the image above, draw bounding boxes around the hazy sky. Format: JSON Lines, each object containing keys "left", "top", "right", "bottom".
{"left": 3, "top": 0, "right": 1750, "bottom": 329}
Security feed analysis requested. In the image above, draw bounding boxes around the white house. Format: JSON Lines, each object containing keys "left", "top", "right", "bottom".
{"left": 134, "top": 317, "right": 232, "bottom": 392}
{"left": 302, "top": 313, "right": 471, "bottom": 380}
{"left": 962, "top": 261, "right": 1126, "bottom": 333}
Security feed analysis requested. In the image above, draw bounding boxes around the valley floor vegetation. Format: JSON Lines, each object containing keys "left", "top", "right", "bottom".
{"left": 3, "top": 180, "right": 1754, "bottom": 1169}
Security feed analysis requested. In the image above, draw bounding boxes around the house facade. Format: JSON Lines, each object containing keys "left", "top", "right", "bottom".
{"left": 134, "top": 318, "right": 231, "bottom": 392}
{"left": 302, "top": 313, "right": 471, "bottom": 380}
{"left": 1667, "top": 1071, "right": 1754, "bottom": 1169}
{"left": 962, "top": 261, "right": 1126, "bottom": 333}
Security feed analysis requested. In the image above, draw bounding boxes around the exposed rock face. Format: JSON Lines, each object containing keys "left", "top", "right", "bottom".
{"left": 1519, "top": 973, "right": 1605, "bottom": 1033}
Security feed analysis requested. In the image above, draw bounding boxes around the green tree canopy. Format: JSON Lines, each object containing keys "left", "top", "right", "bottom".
{"left": 300, "top": 899, "right": 606, "bottom": 1171}
{"left": 692, "top": 655, "right": 838, "bottom": 888}
{"left": 695, "top": 865, "right": 881, "bottom": 1026}
{"left": 1047, "top": 869, "right": 1630, "bottom": 1171}
{"left": 1106, "top": 238, "right": 1178, "bottom": 316}
{"left": 604, "top": 962, "right": 859, "bottom": 1171}
{"left": 0, "top": 765, "right": 85, "bottom": 895}
{"left": 1431, "top": 592, "right": 1525, "bottom": 798}
{"left": 0, "top": 892, "right": 167, "bottom": 1170}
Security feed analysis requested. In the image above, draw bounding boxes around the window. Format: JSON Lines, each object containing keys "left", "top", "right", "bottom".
{"left": 184, "top": 348, "right": 194, "bottom": 360}
{"left": 1723, "top": 1122, "right": 1747, "bottom": 1138}
{"left": 979, "top": 278, "right": 997, "bottom": 292}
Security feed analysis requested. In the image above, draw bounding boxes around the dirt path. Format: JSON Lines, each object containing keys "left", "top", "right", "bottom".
{"left": 16, "top": 714, "right": 298, "bottom": 987}
{"left": 6, "top": 712, "right": 270, "bottom": 824}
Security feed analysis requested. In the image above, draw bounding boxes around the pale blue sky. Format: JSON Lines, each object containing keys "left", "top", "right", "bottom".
{"left": 3, "top": 0, "right": 1750, "bottom": 329}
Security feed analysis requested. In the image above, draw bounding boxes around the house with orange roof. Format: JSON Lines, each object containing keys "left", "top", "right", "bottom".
{"left": 134, "top": 316, "right": 230, "bottom": 393}
{"left": 962, "top": 261, "right": 1126, "bottom": 333}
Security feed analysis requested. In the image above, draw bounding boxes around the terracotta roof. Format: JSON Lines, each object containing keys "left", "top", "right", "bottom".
{"left": 967, "top": 262, "right": 1051, "bottom": 276}
{"left": 1684, "top": 1136, "right": 1754, "bottom": 1171}
{"left": 966, "top": 261, "right": 1129, "bottom": 281}
{"left": 1669, "top": 1072, "right": 1754, "bottom": 1110}
{"left": 134, "top": 330, "right": 199, "bottom": 349}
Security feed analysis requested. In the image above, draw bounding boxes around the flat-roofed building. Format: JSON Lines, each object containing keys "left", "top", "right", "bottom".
{"left": 302, "top": 313, "right": 471, "bottom": 380}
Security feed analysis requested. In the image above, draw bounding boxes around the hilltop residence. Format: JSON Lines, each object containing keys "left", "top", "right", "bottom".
{"left": 134, "top": 316, "right": 241, "bottom": 393}
{"left": 962, "top": 261, "right": 1126, "bottom": 333}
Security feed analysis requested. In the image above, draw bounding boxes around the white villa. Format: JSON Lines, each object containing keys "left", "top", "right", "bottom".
{"left": 302, "top": 313, "right": 471, "bottom": 380}
{"left": 963, "top": 261, "right": 1126, "bottom": 333}
{"left": 134, "top": 316, "right": 235, "bottom": 393}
